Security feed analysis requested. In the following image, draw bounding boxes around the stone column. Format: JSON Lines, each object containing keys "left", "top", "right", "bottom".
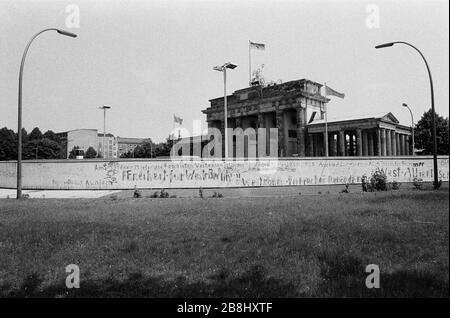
{"left": 308, "top": 134, "right": 314, "bottom": 157}
{"left": 339, "top": 130, "right": 345, "bottom": 156}
{"left": 391, "top": 130, "right": 397, "bottom": 156}
{"left": 396, "top": 133, "right": 400, "bottom": 156}
{"left": 368, "top": 132, "right": 374, "bottom": 156}
{"left": 406, "top": 135, "right": 409, "bottom": 155}
{"left": 380, "top": 128, "right": 386, "bottom": 156}
{"left": 276, "top": 110, "right": 285, "bottom": 157}
{"left": 256, "top": 114, "right": 264, "bottom": 129}
{"left": 322, "top": 131, "right": 328, "bottom": 157}
{"left": 406, "top": 136, "right": 411, "bottom": 156}
{"left": 376, "top": 128, "right": 381, "bottom": 156}
{"left": 314, "top": 134, "right": 320, "bottom": 156}
{"left": 386, "top": 129, "right": 391, "bottom": 156}
{"left": 296, "top": 107, "right": 306, "bottom": 157}
{"left": 235, "top": 117, "right": 241, "bottom": 128}
{"left": 330, "top": 133, "right": 337, "bottom": 156}
{"left": 362, "top": 131, "right": 368, "bottom": 156}
{"left": 349, "top": 133, "right": 354, "bottom": 156}
{"left": 403, "top": 134, "right": 408, "bottom": 155}
{"left": 399, "top": 134, "right": 404, "bottom": 155}
{"left": 356, "top": 129, "right": 362, "bottom": 156}
{"left": 256, "top": 114, "right": 264, "bottom": 157}
{"left": 234, "top": 117, "right": 242, "bottom": 158}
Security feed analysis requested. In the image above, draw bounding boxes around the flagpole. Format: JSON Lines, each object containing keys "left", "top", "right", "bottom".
{"left": 172, "top": 114, "right": 175, "bottom": 140}
{"left": 249, "top": 40, "right": 251, "bottom": 86}
{"left": 324, "top": 83, "right": 329, "bottom": 157}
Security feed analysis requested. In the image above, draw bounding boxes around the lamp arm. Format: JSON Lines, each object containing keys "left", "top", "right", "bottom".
{"left": 393, "top": 41, "right": 434, "bottom": 107}
{"left": 17, "top": 28, "right": 63, "bottom": 199}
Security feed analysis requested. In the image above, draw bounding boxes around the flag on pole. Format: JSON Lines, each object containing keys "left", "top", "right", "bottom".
{"left": 325, "top": 85, "right": 345, "bottom": 99}
{"left": 249, "top": 41, "right": 265, "bottom": 50}
{"left": 173, "top": 115, "right": 183, "bottom": 125}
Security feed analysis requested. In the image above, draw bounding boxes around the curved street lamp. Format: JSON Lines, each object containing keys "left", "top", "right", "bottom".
{"left": 375, "top": 41, "right": 438, "bottom": 188}
{"left": 99, "top": 105, "right": 111, "bottom": 158}
{"left": 402, "top": 103, "right": 415, "bottom": 156}
{"left": 213, "top": 62, "right": 238, "bottom": 159}
{"left": 17, "top": 28, "right": 77, "bottom": 199}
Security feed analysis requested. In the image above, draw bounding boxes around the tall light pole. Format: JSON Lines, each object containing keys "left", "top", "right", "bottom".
{"left": 402, "top": 103, "right": 415, "bottom": 156}
{"left": 17, "top": 28, "right": 77, "bottom": 199}
{"left": 375, "top": 41, "right": 438, "bottom": 188}
{"left": 99, "top": 105, "right": 111, "bottom": 158}
{"left": 213, "top": 62, "right": 237, "bottom": 159}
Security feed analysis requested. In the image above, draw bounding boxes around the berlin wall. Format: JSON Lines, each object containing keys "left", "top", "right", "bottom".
{"left": 0, "top": 156, "right": 448, "bottom": 190}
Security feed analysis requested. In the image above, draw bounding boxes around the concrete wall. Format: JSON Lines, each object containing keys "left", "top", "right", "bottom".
{"left": 0, "top": 156, "right": 448, "bottom": 190}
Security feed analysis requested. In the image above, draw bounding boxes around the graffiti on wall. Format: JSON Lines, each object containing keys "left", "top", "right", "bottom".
{"left": 0, "top": 157, "right": 448, "bottom": 190}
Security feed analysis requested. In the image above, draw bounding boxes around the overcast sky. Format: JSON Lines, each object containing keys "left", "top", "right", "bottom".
{"left": 0, "top": 0, "right": 448, "bottom": 142}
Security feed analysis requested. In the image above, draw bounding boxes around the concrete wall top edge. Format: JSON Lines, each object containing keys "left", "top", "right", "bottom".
{"left": 0, "top": 155, "right": 448, "bottom": 164}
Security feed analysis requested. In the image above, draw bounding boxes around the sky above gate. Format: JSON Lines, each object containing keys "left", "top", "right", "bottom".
{"left": 0, "top": 0, "right": 448, "bottom": 142}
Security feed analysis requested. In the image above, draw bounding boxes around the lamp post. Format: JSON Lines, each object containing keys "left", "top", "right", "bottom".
{"left": 402, "top": 103, "right": 415, "bottom": 156}
{"left": 213, "top": 62, "right": 237, "bottom": 159}
{"left": 17, "top": 28, "right": 77, "bottom": 199}
{"left": 375, "top": 41, "right": 438, "bottom": 188}
{"left": 99, "top": 105, "right": 111, "bottom": 158}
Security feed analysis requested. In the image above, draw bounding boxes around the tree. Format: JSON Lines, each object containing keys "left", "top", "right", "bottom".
{"left": 43, "top": 130, "right": 60, "bottom": 143}
{"left": 154, "top": 138, "right": 174, "bottom": 157}
{"left": 85, "top": 146, "right": 97, "bottom": 159}
{"left": 23, "top": 140, "right": 39, "bottom": 159}
{"left": 23, "top": 138, "right": 64, "bottom": 159}
{"left": 69, "top": 146, "right": 82, "bottom": 159}
{"left": 415, "top": 109, "right": 449, "bottom": 155}
{"left": 133, "top": 141, "right": 154, "bottom": 158}
{"left": 120, "top": 151, "right": 133, "bottom": 158}
{"left": 0, "top": 127, "right": 17, "bottom": 160}
{"left": 39, "top": 138, "right": 64, "bottom": 159}
{"left": 28, "top": 127, "right": 43, "bottom": 141}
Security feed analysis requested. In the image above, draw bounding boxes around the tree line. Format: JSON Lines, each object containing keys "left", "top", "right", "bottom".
{"left": 0, "top": 127, "right": 64, "bottom": 160}
{"left": 119, "top": 139, "right": 174, "bottom": 159}
{"left": 0, "top": 109, "right": 448, "bottom": 160}
{"left": 0, "top": 126, "right": 175, "bottom": 160}
{"left": 414, "top": 109, "right": 449, "bottom": 155}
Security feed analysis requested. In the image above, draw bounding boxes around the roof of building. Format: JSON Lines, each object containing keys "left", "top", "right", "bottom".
{"left": 56, "top": 129, "right": 98, "bottom": 135}
{"left": 208, "top": 78, "right": 326, "bottom": 103}
{"left": 308, "top": 112, "right": 401, "bottom": 125}
{"left": 97, "top": 133, "right": 115, "bottom": 137}
{"left": 117, "top": 137, "right": 148, "bottom": 144}
{"left": 232, "top": 78, "right": 323, "bottom": 95}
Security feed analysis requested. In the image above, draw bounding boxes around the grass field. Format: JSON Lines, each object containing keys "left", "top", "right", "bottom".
{"left": 0, "top": 187, "right": 448, "bottom": 297}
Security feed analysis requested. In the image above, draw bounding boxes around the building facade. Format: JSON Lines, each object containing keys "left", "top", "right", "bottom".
{"left": 56, "top": 129, "right": 99, "bottom": 158}
{"left": 98, "top": 133, "right": 118, "bottom": 159}
{"left": 117, "top": 137, "right": 148, "bottom": 157}
{"left": 307, "top": 113, "right": 413, "bottom": 156}
{"left": 202, "top": 79, "right": 412, "bottom": 158}
{"left": 56, "top": 130, "right": 156, "bottom": 159}
{"left": 56, "top": 129, "right": 154, "bottom": 159}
